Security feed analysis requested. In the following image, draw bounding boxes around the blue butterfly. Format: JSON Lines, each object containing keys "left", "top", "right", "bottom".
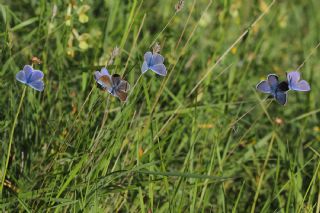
{"left": 256, "top": 74, "right": 289, "bottom": 105}
{"left": 286, "top": 71, "right": 310, "bottom": 92}
{"left": 16, "top": 65, "right": 44, "bottom": 91}
{"left": 94, "top": 68, "right": 130, "bottom": 102}
{"left": 141, "top": 51, "right": 167, "bottom": 76}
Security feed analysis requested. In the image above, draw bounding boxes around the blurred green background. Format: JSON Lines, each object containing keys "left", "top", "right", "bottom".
{"left": 1, "top": 0, "right": 320, "bottom": 212}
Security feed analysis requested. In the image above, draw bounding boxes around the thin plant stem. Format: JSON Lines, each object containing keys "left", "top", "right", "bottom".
{"left": 296, "top": 40, "right": 320, "bottom": 72}
{"left": 0, "top": 86, "right": 27, "bottom": 193}
{"left": 149, "top": 12, "right": 177, "bottom": 48}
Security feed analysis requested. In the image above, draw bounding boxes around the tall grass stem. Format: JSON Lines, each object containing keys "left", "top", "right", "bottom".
{"left": 1, "top": 86, "right": 27, "bottom": 193}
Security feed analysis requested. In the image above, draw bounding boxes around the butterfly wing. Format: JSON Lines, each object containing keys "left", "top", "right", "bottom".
{"left": 29, "top": 80, "right": 44, "bottom": 91}
{"left": 117, "top": 80, "right": 130, "bottom": 92}
{"left": 94, "top": 67, "right": 110, "bottom": 81}
{"left": 141, "top": 61, "right": 149, "bottom": 73}
{"left": 151, "top": 53, "right": 164, "bottom": 65}
{"left": 96, "top": 75, "right": 113, "bottom": 91}
{"left": 144, "top": 51, "right": 152, "bottom": 63}
{"left": 115, "top": 90, "right": 128, "bottom": 102}
{"left": 275, "top": 91, "right": 287, "bottom": 105}
{"left": 287, "top": 71, "right": 300, "bottom": 83}
{"left": 16, "top": 70, "right": 27, "bottom": 83}
{"left": 23, "top": 65, "right": 33, "bottom": 81}
{"left": 150, "top": 64, "right": 167, "bottom": 76}
{"left": 287, "top": 71, "right": 301, "bottom": 90}
{"left": 267, "top": 74, "right": 279, "bottom": 89}
{"left": 256, "top": 80, "right": 271, "bottom": 93}
{"left": 287, "top": 71, "right": 310, "bottom": 91}
{"left": 111, "top": 74, "right": 122, "bottom": 86}
{"left": 110, "top": 75, "right": 130, "bottom": 101}
{"left": 94, "top": 71, "right": 102, "bottom": 81}
{"left": 101, "top": 67, "right": 110, "bottom": 76}
{"left": 29, "top": 70, "right": 44, "bottom": 83}
{"left": 292, "top": 80, "right": 310, "bottom": 91}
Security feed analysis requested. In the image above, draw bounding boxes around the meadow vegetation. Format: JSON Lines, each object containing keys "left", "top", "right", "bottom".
{"left": 1, "top": 0, "right": 320, "bottom": 212}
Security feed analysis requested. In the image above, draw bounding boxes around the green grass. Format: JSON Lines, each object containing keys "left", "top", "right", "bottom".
{"left": 1, "top": 0, "right": 320, "bottom": 212}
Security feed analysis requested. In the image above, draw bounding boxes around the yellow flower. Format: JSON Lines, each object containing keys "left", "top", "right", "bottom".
{"left": 77, "top": 5, "right": 90, "bottom": 24}
{"left": 79, "top": 41, "right": 88, "bottom": 50}
{"left": 72, "top": 29, "right": 90, "bottom": 51}
{"left": 78, "top": 33, "right": 90, "bottom": 50}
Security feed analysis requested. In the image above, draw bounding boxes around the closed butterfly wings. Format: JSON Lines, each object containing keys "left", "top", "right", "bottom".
{"left": 141, "top": 51, "right": 167, "bottom": 76}
{"left": 287, "top": 71, "right": 310, "bottom": 92}
{"left": 256, "top": 74, "right": 288, "bottom": 105}
{"left": 94, "top": 68, "right": 130, "bottom": 102}
{"left": 16, "top": 65, "right": 44, "bottom": 91}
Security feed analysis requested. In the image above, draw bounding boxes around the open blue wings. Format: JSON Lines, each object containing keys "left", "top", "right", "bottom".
{"left": 16, "top": 65, "right": 44, "bottom": 91}
{"left": 256, "top": 74, "right": 288, "bottom": 105}
{"left": 141, "top": 51, "right": 167, "bottom": 76}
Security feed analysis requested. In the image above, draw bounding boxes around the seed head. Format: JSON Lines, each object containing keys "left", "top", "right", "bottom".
{"left": 152, "top": 43, "right": 161, "bottom": 54}
{"left": 175, "top": 0, "right": 185, "bottom": 12}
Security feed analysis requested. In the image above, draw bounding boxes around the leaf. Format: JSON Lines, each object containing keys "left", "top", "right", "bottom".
{"left": 56, "top": 155, "right": 88, "bottom": 199}
{"left": 11, "top": 17, "right": 38, "bottom": 31}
